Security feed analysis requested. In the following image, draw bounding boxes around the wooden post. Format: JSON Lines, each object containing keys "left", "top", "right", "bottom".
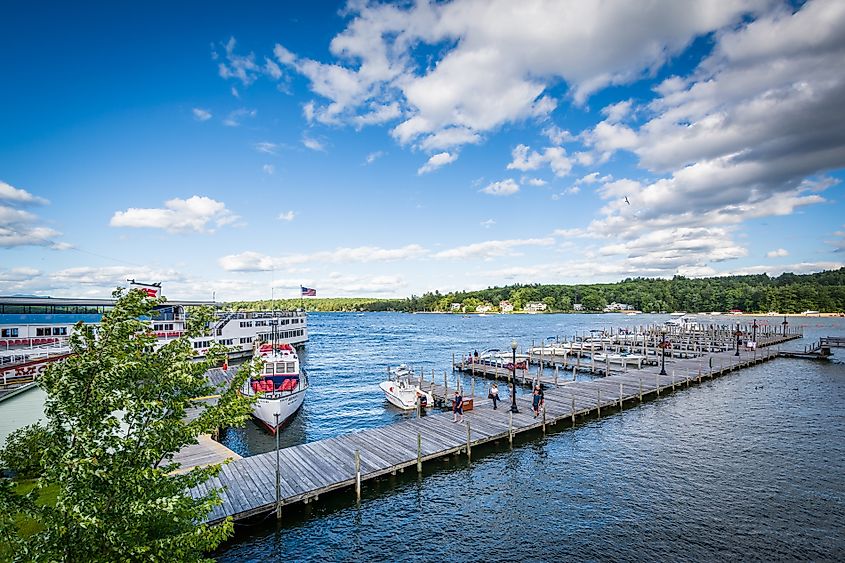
{"left": 571, "top": 397, "right": 576, "bottom": 425}
{"left": 572, "top": 366, "right": 576, "bottom": 381}
{"left": 466, "top": 421, "right": 471, "bottom": 461}
{"left": 597, "top": 388, "right": 601, "bottom": 417}
{"left": 508, "top": 412, "right": 513, "bottom": 447}
{"left": 605, "top": 355, "right": 610, "bottom": 376}
{"left": 639, "top": 377, "right": 643, "bottom": 401}
{"left": 444, "top": 370, "right": 448, "bottom": 397}
{"left": 417, "top": 432, "right": 422, "bottom": 473}
{"left": 452, "top": 352, "right": 455, "bottom": 371}
{"left": 555, "top": 365, "right": 559, "bottom": 386}
{"left": 354, "top": 449, "right": 361, "bottom": 502}
{"left": 656, "top": 373, "right": 660, "bottom": 396}
{"left": 471, "top": 378, "right": 475, "bottom": 398}
{"left": 671, "top": 370, "right": 675, "bottom": 390}
{"left": 275, "top": 412, "right": 281, "bottom": 520}
{"left": 619, "top": 382, "right": 623, "bottom": 409}
{"left": 542, "top": 404, "right": 547, "bottom": 433}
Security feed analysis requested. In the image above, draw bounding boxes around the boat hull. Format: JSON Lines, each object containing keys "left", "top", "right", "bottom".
{"left": 251, "top": 388, "right": 306, "bottom": 433}
{"left": 379, "top": 381, "right": 433, "bottom": 410}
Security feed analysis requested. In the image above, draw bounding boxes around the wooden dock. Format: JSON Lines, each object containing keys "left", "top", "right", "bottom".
{"left": 187, "top": 336, "right": 795, "bottom": 525}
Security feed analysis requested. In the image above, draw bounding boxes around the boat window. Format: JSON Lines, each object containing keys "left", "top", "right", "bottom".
{"left": 264, "top": 364, "right": 274, "bottom": 374}
{"left": 1, "top": 328, "right": 19, "bottom": 337}
{"left": 286, "top": 362, "right": 295, "bottom": 372}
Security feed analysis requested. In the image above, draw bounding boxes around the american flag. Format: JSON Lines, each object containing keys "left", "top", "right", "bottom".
{"left": 301, "top": 286, "right": 316, "bottom": 297}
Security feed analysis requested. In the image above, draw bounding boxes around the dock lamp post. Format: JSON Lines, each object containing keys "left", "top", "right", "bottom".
{"left": 752, "top": 319, "right": 758, "bottom": 344}
{"left": 659, "top": 327, "right": 668, "bottom": 376}
{"left": 734, "top": 324, "right": 742, "bottom": 357}
{"left": 782, "top": 316, "right": 788, "bottom": 336}
{"left": 510, "top": 340, "right": 519, "bottom": 413}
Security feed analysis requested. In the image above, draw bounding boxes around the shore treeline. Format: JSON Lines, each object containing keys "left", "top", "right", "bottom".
{"left": 230, "top": 268, "right": 845, "bottom": 314}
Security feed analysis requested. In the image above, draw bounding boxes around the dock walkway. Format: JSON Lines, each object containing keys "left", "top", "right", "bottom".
{"left": 189, "top": 339, "right": 791, "bottom": 524}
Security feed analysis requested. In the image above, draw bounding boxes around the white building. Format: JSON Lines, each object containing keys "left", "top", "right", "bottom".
{"left": 450, "top": 302, "right": 461, "bottom": 312}
{"left": 523, "top": 302, "right": 548, "bottom": 312}
{"left": 476, "top": 304, "right": 493, "bottom": 313}
{"left": 499, "top": 300, "right": 514, "bottom": 313}
{"left": 604, "top": 302, "right": 635, "bottom": 312}
{"left": 573, "top": 303, "right": 584, "bottom": 311}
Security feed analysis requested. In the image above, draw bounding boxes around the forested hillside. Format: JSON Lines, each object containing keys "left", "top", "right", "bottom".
{"left": 229, "top": 268, "right": 845, "bottom": 313}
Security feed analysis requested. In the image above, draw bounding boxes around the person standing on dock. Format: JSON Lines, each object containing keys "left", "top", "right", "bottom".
{"left": 453, "top": 390, "right": 464, "bottom": 423}
{"left": 532, "top": 385, "right": 543, "bottom": 418}
{"left": 490, "top": 382, "right": 499, "bottom": 410}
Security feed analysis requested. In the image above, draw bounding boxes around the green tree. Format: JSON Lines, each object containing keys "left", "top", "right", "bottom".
{"left": 0, "top": 288, "right": 256, "bottom": 562}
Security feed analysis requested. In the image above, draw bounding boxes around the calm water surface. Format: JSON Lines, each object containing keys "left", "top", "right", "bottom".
{"left": 217, "top": 313, "right": 845, "bottom": 562}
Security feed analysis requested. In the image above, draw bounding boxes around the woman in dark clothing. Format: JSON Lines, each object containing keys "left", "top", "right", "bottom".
{"left": 452, "top": 390, "right": 464, "bottom": 423}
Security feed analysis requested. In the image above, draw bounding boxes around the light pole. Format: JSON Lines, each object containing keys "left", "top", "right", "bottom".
{"left": 510, "top": 340, "right": 519, "bottom": 413}
{"left": 659, "top": 327, "right": 667, "bottom": 376}
{"left": 752, "top": 319, "right": 758, "bottom": 344}
{"left": 734, "top": 324, "right": 741, "bottom": 357}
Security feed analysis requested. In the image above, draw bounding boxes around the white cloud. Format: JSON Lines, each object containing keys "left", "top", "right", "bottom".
{"left": 542, "top": 125, "right": 576, "bottom": 145}
{"left": 0, "top": 182, "right": 64, "bottom": 249}
{"left": 480, "top": 178, "right": 519, "bottom": 196}
{"left": 766, "top": 248, "right": 789, "bottom": 258}
{"left": 262, "top": 164, "right": 275, "bottom": 175}
{"left": 302, "top": 136, "right": 326, "bottom": 151}
{"left": 216, "top": 37, "right": 261, "bottom": 86}
{"left": 219, "top": 244, "right": 428, "bottom": 271}
{"left": 254, "top": 141, "right": 278, "bottom": 155}
{"left": 523, "top": 177, "right": 547, "bottom": 187}
{"left": 480, "top": 219, "right": 496, "bottom": 228}
{"left": 192, "top": 108, "right": 212, "bottom": 121}
{"left": 222, "top": 108, "right": 256, "bottom": 127}
{"left": 417, "top": 151, "right": 457, "bottom": 175}
{"left": 110, "top": 196, "right": 239, "bottom": 234}
{"left": 0, "top": 267, "right": 41, "bottom": 282}
{"left": 0, "top": 181, "right": 48, "bottom": 205}
{"left": 433, "top": 237, "right": 554, "bottom": 260}
{"left": 255, "top": 0, "right": 768, "bottom": 152}
{"left": 364, "top": 151, "right": 385, "bottom": 164}
{"left": 278, "top": 211, "right": 295, "bottom": 221}
{"left": 507, "top": 145, "right": 572, "bottom": 177}
{"left": 600, "top": 99, "right": 633, "bottom": 123}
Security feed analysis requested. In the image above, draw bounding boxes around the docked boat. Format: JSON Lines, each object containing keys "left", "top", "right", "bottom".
{"left": 241, "top": 343, "right": 307, "bottom": 433}
{"left": 0, "top": 281, "right": 308, "bottom": 364}
{"left": 592, "top": 352, "right": 646, "bottom": 369}
{"left": 379, "top": 365, "right": 434, "bottom": 410}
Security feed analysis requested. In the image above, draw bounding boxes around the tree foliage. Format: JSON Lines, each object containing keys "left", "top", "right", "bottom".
{"left": 231, "top": 268, "right": 845, "bottom": 314}
{"left": 0, "top": 288, "right": 256, "bottom": 562}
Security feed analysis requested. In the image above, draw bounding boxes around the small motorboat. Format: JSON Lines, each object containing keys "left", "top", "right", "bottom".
{"left": 379, "top": 365, "right": 434, "bottom": 410}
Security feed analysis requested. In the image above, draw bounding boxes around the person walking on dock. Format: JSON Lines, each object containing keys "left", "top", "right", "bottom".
{"left": 489, "top": 382, "right": 499, "bottom": 410}
{"left": 532, "top": 385, "right": 543, "bottom": 418}
{"left": 452, "top": 390, "right": 464, "bottom": 423}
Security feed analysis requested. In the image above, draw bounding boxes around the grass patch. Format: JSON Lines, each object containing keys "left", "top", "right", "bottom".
{"left": 0, "top": 479, "right": 58, "bottom": 561}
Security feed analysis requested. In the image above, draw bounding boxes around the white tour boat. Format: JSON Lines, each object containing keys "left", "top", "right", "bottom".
{"left": 379, "top": 365, "right": 434, "bottom": 410}
{"left": 0, "top": 281, "right": 308, "bottom": 367}
{"left": 241, "top": 342, "right": 308, "bottom": 433}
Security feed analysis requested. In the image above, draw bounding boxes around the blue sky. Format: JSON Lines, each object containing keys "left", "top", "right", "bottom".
{"left": 1, "top": 0, "right": 844, "bottom": 300}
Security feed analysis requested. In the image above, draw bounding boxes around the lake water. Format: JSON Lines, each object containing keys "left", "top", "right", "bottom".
{"left": 215, "top": 313, "right": 845, "bottom": 561}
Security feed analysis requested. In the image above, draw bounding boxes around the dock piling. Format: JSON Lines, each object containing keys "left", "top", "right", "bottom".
{"left": 466, "top": 422, "right": 472, "bottom": 461}
{"left": 417, "top": 432, "right": 422, "bottom": 473}
{"left": 509, "top": 412, "right": 514, "bottom": 447}
{"left": 354, "top": 449, "right": 361, "bottom": 502}
{"left": 597, "top": 389, "right": 601, "bottom": 417}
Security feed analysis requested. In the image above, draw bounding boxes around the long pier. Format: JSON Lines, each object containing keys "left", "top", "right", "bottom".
{"left": 187, "top": 333, "right": 799, "bottom": 525}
